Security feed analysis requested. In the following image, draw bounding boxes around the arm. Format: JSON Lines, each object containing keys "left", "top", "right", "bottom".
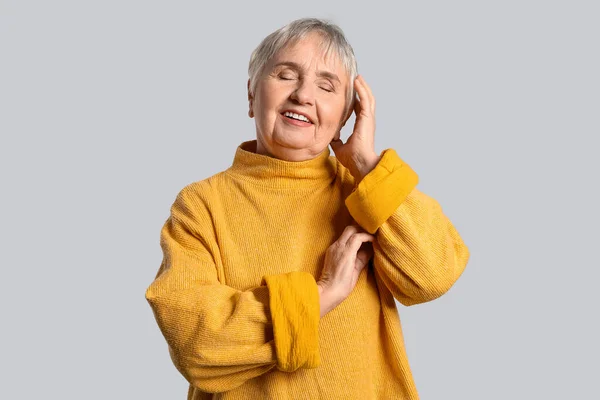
{"left": 145, "top": 186, "right": 321, "bottom": 393}
{"left": 345, "top": 149, "right": 471, "bottom": 306}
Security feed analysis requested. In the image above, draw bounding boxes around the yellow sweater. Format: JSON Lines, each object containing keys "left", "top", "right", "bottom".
{"left": 145, "top": 139, "right": 470, "bottom": 399}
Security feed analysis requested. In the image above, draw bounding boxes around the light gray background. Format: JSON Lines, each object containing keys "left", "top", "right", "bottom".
{"left": 1, "top": 1, "right": 598, "bottom": 399}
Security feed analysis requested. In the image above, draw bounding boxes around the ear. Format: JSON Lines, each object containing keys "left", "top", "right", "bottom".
{"left": 247, "top": 79, "right": 254, "bottom": 118}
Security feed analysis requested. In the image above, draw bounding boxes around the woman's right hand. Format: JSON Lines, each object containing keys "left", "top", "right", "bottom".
{"left": 317, "top": 223, "right": 375, "bottom": 317}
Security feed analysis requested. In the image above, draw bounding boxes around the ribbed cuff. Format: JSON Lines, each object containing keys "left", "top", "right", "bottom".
{"left": 261, "top": 271, "right": 321, "bottom": 372}
{"left": 345, "top": 148, "right": 419, "bottom": 234}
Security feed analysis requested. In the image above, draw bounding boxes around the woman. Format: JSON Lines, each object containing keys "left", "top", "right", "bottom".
{"left": 145, "top": 17, "right": 470, "bottom": 400}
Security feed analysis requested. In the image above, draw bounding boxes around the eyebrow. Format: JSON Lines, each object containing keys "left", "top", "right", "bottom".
{"left": 272, "top": 61, "right": 341, "bottom": 85}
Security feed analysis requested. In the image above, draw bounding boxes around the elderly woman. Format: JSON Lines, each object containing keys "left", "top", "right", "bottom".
{"left": 145, "top": 17, "right": 470, "bottom": 400}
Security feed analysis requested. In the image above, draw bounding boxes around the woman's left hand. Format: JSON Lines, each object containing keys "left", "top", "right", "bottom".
{"left": 330, "top": 75, "right": 381, "bottom": 184}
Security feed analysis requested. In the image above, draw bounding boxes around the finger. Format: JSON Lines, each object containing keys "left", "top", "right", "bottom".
{"left": 346, "top": 232, "right": 375, "bottom": 254}
{"left": 337, "top": 224, "right": 361, "bottom": 246}
{"left": 355, "top": 255, "right": 371, "bottom": 271}
{"left": 356, "top": 244, "right": 374, "bottom": 264}
{"left": 353, "top": 90, "right": 362, "bottom": 116}
{"left": 337, "top": 221, "right": 369, "bottom": 245}
{"left": 356, "top": 250, "right": 369, "bottom": 265}
{"left": 354, "top": 77, "right": 372, "bottom": 116}
{"left": 349, "top": 92, "right": 358, "bottom": 114}
{"left": 359, "top": 75, "right": 375, "bottom": 115}
{"left": 330, "top": 135, "right": 343, "bottom": 152}
{"left": 358, "top": 75, "right": 375, "bottom": 113}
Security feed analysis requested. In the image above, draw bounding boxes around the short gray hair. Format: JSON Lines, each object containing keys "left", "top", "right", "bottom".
{"left": 248, "top": 17, "right": 358, "bottom": 116}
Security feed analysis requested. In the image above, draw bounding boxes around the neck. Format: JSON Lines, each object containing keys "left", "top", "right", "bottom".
{"left": 255, "top": 137, "right": 329, "bottom": 162}
{"left": 226, "top": 139, "right": 338, "bottom": 190}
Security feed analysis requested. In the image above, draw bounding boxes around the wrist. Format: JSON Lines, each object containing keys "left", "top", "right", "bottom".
{"left": 355, "top": 153, "right": 381, "bottom": 183}
{"left": 317, "top": 283, "right": 335, "bottom": 318}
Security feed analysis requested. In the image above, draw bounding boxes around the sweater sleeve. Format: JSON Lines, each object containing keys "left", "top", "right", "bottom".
{"left": 345, "top": 149, "right": 470, "bottom": 306}
{"left": 145, "top": 186, "right": 321, "bottom": 394}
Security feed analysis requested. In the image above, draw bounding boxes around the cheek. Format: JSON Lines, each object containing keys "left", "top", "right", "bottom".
{"left": 257, "top": 86, "right": 285, "bottom": 119}
{"left": 254, "top": 91, "right": 275, "bottom": 122}
{"left": 319, "top": 102, "right": 346, "bottom": 127}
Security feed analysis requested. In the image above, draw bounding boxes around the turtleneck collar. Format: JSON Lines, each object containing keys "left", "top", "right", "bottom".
{"left": 225, "top": 139, "right": 338, "bottom": 190}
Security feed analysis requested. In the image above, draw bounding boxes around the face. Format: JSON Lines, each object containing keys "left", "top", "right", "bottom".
{"left": 248, "top": 32, "right": 352, "bottom": 161}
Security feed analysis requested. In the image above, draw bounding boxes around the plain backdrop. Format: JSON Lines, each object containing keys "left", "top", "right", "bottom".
{"left": 1, "top": 1, "right": 598, "bottom": 399}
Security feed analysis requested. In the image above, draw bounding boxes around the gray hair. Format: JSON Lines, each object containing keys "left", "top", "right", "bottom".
{"left": 248, "top": 17, "right": 358, "bottom": 117}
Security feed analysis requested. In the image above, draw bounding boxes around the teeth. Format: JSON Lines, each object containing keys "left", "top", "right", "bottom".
{"left": 284, "top": 111, "right": 310, "bottom": 123}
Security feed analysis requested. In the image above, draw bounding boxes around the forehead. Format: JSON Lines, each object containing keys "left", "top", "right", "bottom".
{"left": 269, "top": 33, "right": 347, "bottom": 81}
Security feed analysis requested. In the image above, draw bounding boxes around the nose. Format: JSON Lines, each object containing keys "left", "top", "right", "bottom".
{"left": 290, "top": 78, "right": 315, "bottom": 106}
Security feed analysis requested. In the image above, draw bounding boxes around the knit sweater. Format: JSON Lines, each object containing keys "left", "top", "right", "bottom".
{"left": 145, "top": 139, "right": 470, "bottom": 399}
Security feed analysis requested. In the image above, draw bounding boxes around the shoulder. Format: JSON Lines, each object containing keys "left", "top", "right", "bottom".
{"left": 168, "top": 173, "right": 227, "bottom": 226}
{"left": 164, "top": 177, "right": 226, "bottom": 248}
{"left": 173, "top": 170, "right": 230, "bottom": 208}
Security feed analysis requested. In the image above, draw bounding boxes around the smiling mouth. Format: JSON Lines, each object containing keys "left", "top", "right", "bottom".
{"left": 281, "top": 112, "right": 313, "bottom": 124}
{"left": 281, "top": 114, "right": 314, "bottom": 127}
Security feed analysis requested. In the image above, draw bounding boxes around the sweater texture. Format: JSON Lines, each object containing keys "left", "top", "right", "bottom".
{"left": 145, "top": 139, "right": 470, "bottom": 399}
